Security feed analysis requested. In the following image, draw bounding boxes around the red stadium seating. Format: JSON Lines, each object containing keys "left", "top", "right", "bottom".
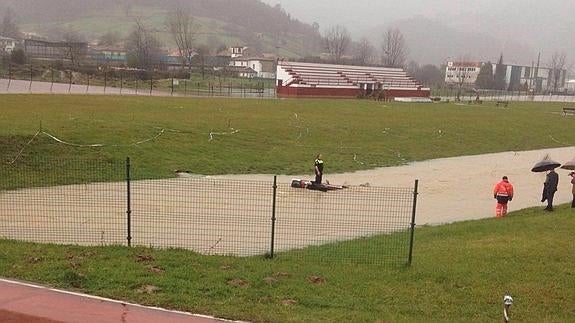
{"left": 276, "top": 61, "right": 429, "bottom": 98}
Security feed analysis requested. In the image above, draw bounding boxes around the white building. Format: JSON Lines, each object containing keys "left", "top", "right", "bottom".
{"left": 445, "top": 60, "right": 567, "bottom": 92}
{"left": 566, "top": 80, "right": 575, "bottom": 94}
{"left": 0, "top": 36, "right": 17, "bottom": 53}
{"left": 444, "top": 61, "right": 483, "bottom": 85}
{"left": 230, "top": 57, "right": 276, "bottom": 79}
{"left": 229, "top": 46, "right": 248, "bottom": 58}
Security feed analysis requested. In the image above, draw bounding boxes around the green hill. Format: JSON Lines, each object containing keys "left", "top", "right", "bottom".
{"left": 0, "top": 0, "right": 322, "bottom": 58}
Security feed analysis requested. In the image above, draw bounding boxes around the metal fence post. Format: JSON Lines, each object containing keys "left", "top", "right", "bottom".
{"left": 126, "top": 157, "right": 132, "bottom": 247}
{"left": 29, "top": 64, "right": 33, "bottom": 92}
{"left": 86, "top": 73, "right": 90, "bottom": 94}
{"left": 270, "top": 175, "right": 278, "bottom": 258}
{"left": 408, "top": 179, "right": 419, "bottom": 266}
{"left": 7, "top": 62, "right": 12, "bottom": 91}
{"left": 50, "top": 67, "right": 54, "bottom": 93}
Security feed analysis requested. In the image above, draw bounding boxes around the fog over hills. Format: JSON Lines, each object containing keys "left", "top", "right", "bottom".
{"left": 1, "top": 0, "right": 573, "bottom": 67}
{"left": 262, "top": 0, "right": 574, "bottom": 66}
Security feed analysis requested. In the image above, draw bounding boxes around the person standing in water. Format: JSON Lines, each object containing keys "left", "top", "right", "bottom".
{"left": 314, "top": 154, "right": 324, "bottom": 185}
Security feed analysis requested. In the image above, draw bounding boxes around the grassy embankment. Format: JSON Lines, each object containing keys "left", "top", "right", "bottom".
{"left": 0, "top": 206, "right": 573, "bottom": 322}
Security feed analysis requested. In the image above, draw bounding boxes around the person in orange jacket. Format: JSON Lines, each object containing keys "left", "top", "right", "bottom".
{"left": 493, "top": 176, "right": 514, "bottom": 217}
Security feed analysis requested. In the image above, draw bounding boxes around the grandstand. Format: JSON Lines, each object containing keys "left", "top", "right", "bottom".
{"left": 276, "top": 60, "right": 430, "bottom": 99}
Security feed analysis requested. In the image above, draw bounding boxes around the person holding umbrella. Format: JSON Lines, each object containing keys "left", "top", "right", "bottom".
{"left": 560, "top": 158, "right": 575, "bottom": 208}
{"left": 542, "top": 168, "right": 559, "bottom": 211}
{"left": 493, "top": 176, "right": 514, "bottom": 217}
{"left": 532, "top": 155, "right": 561, "bottom": 211}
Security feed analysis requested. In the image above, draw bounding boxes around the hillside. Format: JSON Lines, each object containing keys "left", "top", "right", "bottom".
{"left": 0, "top": 0, "right": 322, "bottom": 58}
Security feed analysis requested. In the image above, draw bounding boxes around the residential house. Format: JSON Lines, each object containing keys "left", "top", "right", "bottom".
{"left": 228, "top": 46, "right": 249, "bottom": 58}
{"left": 230, "top": 57, "right": 276, "bottom": 79}
{"left": 0, "top": 36, "right": 17, "bottom": 53}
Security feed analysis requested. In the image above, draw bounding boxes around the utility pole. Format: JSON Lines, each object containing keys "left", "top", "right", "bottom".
{"left": 535, "top": 52, "right": 541, "bottom": 93}
{"left": 529, "top": 61, "right": 534, "bottom": 90}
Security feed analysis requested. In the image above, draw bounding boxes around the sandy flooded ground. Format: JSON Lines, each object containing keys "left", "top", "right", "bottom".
{"left": 0, "top": 176, "right": 412, "bottom": 256}
{"left": 213, "top": 146, "right": 575, "bottom": 225}
{"left": 1, "top": 146, "right": 573, "bottom": 256}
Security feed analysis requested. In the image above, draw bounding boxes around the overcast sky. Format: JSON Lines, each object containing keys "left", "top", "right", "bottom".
{"left": 261, "top": 0, "right": 504, "bottom": 33}
{"left": 261, "top": 0, "right": 575, "bottom": 66}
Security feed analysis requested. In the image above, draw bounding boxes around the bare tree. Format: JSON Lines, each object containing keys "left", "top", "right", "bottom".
{"left": 98, "top": 31, "right": 122, "bottom": 47}
{"left": 445, "top": 57, "right": 473, "bottom": 100}
{"left": 381, "top": 28, "right": 408, "bottom": 68}
{"left": 354, "top": 38, "right": 375, "bottom": 66}
{"left": 126, "top": 18, "right": 162, "bottom": 70}
{"left": 1, "top": 7, "right": 21, "bottom": 39}
{"left": 547, "top": 52, "right": 569, "bottom": 92}
{"left": 324, "top": 25, "right": 350, "bottom": 63}
{"left": 166, "top": 4, "right": 198, "bottom": 69}
{"left": 62, "top": 30, "right": 86, "bottom": 66}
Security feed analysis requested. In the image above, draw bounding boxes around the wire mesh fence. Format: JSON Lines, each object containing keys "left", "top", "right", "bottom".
{"left": 429, "top": 86, "right": 575, "bottom": 103}
{"left": 0, "top": 58, "right": 276, "bottom": 98}
{"left": 0, "top": 158, "right": 126, "bottom": 246}
{"left": 0, "top": 158, "right": 418, "bottom": 265}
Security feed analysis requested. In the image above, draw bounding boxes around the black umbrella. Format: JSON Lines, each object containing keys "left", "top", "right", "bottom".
{"left": 531, "top": 155, "right": 561, "bottom": 173}
{"left": 560, "top": 158, "right": 575, "bottom": 171}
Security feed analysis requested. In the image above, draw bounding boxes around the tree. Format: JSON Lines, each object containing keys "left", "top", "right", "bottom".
{"left": 475, "top": 62, "right": 494, "bottom": 89}
{"left": 381, "top": 28, "right": 408, "bottom": 68}
{"left": 166, "top": 4, "right": 199, "bottom": 69}
{"left": 493, "top": 54, "right": 507, "bottom": 90}
{"left": 353, "top": 38, "right": 375, "bottom": 66}
{"left": 448, "top": 57, "right": 473, "bottom": 101}
{"left": 126, "top": 18, "right": 162, "bottom": 70}
{"left": 454, "top": 64, "right": 470, "bottom": 100}
{"left": 415, "top": 64, "right": 443, "bottom": 87}
{"left": 547, "top": 52, "right": 568, "bottom": 92}
{"left": 324, "top": 25, "right": 350, "bottom": 63}
{"left": 62, "top": 30, "right": 87, "bottom": 66}
{"left": 98, "top": 31, "right": 122, "bottom": 47}
{"left": 10, "top": 48, "right": 26, "bottom": 65}
{"left": 1, "top": 7, "right": 21, "bottom": 39}
{"left": 191, "top": 45, "right": 211, "bottom": 79}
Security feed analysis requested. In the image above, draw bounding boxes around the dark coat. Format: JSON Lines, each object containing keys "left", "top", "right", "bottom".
{"left": 541, "top": 171, "right": 559, "bottom": 202}
{"left": 545, "top": 171, "right": 559, "bottom": 192}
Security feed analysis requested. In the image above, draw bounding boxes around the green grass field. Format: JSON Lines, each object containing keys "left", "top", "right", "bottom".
{"left": 1, "top": 95, "right": 573, "bottom": 186}
{"left": 0, "top": 206, "right": 573, "bottom": 322}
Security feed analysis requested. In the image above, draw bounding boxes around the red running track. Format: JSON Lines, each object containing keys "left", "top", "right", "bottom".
{"left": 0, "top": 279, "right": 238, "bottom": 323}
